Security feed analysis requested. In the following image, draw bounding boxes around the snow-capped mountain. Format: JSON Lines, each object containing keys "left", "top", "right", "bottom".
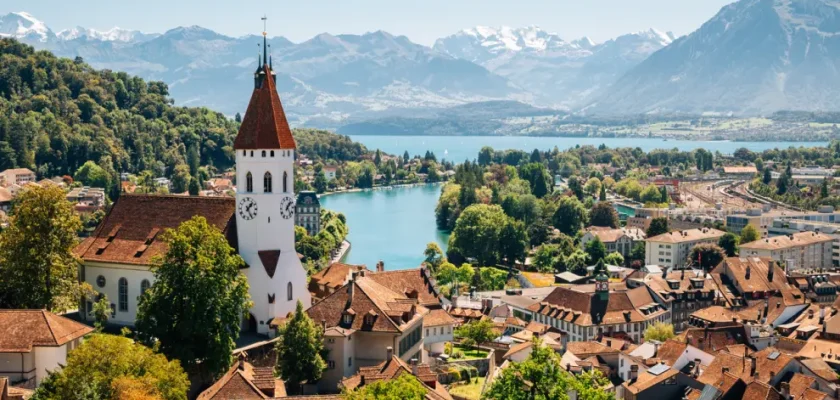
{"left": 56, "top": 26, "right": 159, "bottom": 43}
{"left": 0, "top": 12, "right": 54, "bottom": 43}
{"left": 434, "top": 26, "right": 675, "bottom": 106}
{"left": 591, "top": 0, "right": 840, "bottom": 115}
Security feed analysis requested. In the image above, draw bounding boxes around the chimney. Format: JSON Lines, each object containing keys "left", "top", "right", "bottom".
{"left": 237, "top": 353, "right": 247, "bottom": 370}
{"left": 348, "top": 279, "right": 355, "bottom": 301}
{"left": 410, "top": 358, "right": 419, "bottom": 376}
{"left": 386, "top": 346, "right": 393, "bottom": 360}
{"left": 606, "top": 339, "right": 612, "bottom": 348}
{"left": 767, "top": 261, "right": 775, "bottom": 282}
{"left": 780, "top": 382, "right": 790, "bottom": 398}
{"left": 820, "top": 307, "right": 826, "bottom": 324}
{"left": 630, "top": 364, "right": 639, "bottom": 380}
{"left": 377, "top": 260, "right": 385, "bottom": 272}
{"left": 746, "top": 265, "right": 751, "bottom": 280}
{"left": 322, "top": 319, "right": 327, "bottom": 332}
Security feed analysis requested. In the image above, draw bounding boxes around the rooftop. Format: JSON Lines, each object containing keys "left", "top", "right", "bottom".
{"left": 0, "top": 310, "right": 94, "bottom": 352}
{"left": 646, "top": 228, "right": 726, "bottom": 244}
{"left": 740, "top": 232, "right": 833, "bottom": 250}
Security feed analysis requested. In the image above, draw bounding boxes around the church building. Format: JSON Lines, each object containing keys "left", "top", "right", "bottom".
{"left": 75, "top": 37, "right": 310, "bottom": 335}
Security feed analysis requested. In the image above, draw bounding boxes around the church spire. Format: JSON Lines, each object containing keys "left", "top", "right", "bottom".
{"left": 262, "top": 15, "right": 268, "bottom": 66}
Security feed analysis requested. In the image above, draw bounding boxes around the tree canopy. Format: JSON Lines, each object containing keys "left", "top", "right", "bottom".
{"left": 135, "top": 216, "right": 251, "bottom": 382}
{"left": 276, "top": 301, "right": 326, "bottom": 395}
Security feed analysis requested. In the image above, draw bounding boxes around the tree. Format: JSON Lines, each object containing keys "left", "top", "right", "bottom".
{"left": 435, "top": 262, "right": 475, "bottom": 293}
{"left": 718, "top": 233, "right": 739, "bottom": 257}
{"left": 552, "top": 196, "right": 587, "bottom": 237}
{"left": 455, "top": 319, "right": 497, "bottom": 347}
{"left": 568, "top": 176, "right": 584, "bottom": 200}
{"left": 740, "top": 224, "right": 760, "bottom": 244}
{"left": 599, "top": 183, "right": 607, "bottom": 201}
{"left": 689, "top": 243, "right": 726, "bottom": 270}
{"left": 477, "top": 267, "right": 508, "bottom": 291}
{"left": 478, "top": 146, "right": 494, "bottom": 166}
{"left": 374, "top": 149, "right": 382, "bottom": 167}
{"left": 777, "top": 174, "right": 788, "bottom": 195}
{"left": 314, "top": 170, "right": 327, "bottom": 193}
{"left": 499, "top": 219, "right": 528, "bottom": 265}
{"left": 564, "top": 249, "right": 589, "bottom": 275}
{"left": 644, "top": 322, "right": 675, "bottom": 342}
{"left": 188, "top": 176, "right": 200, "bottom": 196}
{"left": 31, "top": 334, "right": 188, "bottom": 400}
{"left": 762, "top": 167, "right": 772, "bottom": 185}
{"left": 585, "top": 236, "right": 607, "bottom": 264}
{"left": 640, "top": 184, "right": 663, "bottom": 204}
{"left": 589, "top": 202, "right": 619, "bottom": 228}
{"left": 527, "top": 218, "right": 551, "bottom": 246}
{"left": 629, "top": 242, "right": 646, "bottom": 265}
{"left": 0, "top": 185, "right": 83, "bottom": 311}
{"left": 646, "top": 217, "right": 669, "bottom": 238}
{"left": 423, "top": 242, "right": 444, "bottom": 272}
{"left": 822, "top": 178, "right": 830, "bottom": 198}
{"left": 533, "top": 245, "right": 559, "bottom": 272}
{"left": 584, "top": 177, "right": 602, "bottom": 195}
{"left": 93, "top": 295, "right": 111, "bottom": 332}
{"left": 74, "top": 160, "right": 111, "bottom": 188}
{"left": 448, "top": 204, "right": 507, "bottom": 266}
{"left": 276, "top": 301, "right": 326, "bottom": 395}
{"left": 136, "top": 216, "right": 251, "bottom": 382}
{"left": 484, "top": 338, "right": 612, "bottom": 400}
{"left": 344, "top": 374, "right": 427, "bottom": 400}
{"left": 235, "top": 112, "right": 242, "bottom": 123}
{"left": 604, "top": 252, "right": 624, "bottom": 266}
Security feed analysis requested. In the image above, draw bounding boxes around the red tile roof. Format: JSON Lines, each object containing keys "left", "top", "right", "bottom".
{"left": 0, "top": 310, "right": 93, "bottom": 352}
{"left": 366, "top": 268, "right": 440, "bottom": 308}
{"left": 742, "top": 380, "right": 781, "bottom": 400}
{"left": 424, "top": 309, "right": 456, "bottom": 327}
{"left": 74, "top": 195, "right": 237, "bottom": 265}
{"left": 197, "top": 360, "right": 284, "bottom": 400}
{"left": 340, "top": 356, "right": 450, "bottom": 400}
{"left": 234, "top": 64, "right": 296, "bottom": 150}
{"left": 309, "top": 263, "right": 368, "bottom": 299}
{"left": 529, "top": 285, "right": 666, "bottom": 326}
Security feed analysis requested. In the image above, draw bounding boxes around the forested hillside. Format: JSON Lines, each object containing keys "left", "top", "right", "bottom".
{"left": 0, "top": 38, "right": 370, "bottom": 188}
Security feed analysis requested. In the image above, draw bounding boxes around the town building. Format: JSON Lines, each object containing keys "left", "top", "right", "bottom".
{"left": 309, "top": 262, "right": 369, "bottom": 302}
{"left": 423, "top": 309, "right": 455, "bottom": 356}
{"left": 768, "top": 219, "right": 840, "bottom": 267}
{"left": 295, "top": 190, "right": 321, "bottom": 235}
{"left": 626, "top": 207, "right": 668, "bottom": 231}
{"left": 0, "top": 169, "right": 35, "bottom": 187}
{"left": 75, "top": 51, "right": 310, "bottom": 335}
{"left": 0, "top": 310, "right": 93, "bottom": 387}
{"left": 626, "top": 269, "right": 716, "bottom": 332}
{"left": 305, "top": 271, "right": 428, "bottom": 392}
{"left": 196, "top": 356, "right": 285, "bottom": 399}
{"left": 339, "top": 353, "right": 451, "bottom": 400}
{"left": 323, "top": 166, "right": 337, "bottom": 181}
{"left": 527, "top": 274, "right": 670, "bottom": 344}
{"left": 739, "top": 232, "right": 834, "bottom": 271}
{"left": 710, "top": 257, "right": 807, "bottom": 320}
{"left": 581, "top": 226, "right": 646, "bottom": 258}
{"left": 722, "top": 165, "right": 758, "bottom": 179}
{"left": 644, "top": 228, "right": 726, "bottom": 269}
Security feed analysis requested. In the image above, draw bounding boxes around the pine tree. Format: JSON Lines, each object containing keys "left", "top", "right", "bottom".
{"left": 599, "top": 183, "right": 607, "bottom": 201}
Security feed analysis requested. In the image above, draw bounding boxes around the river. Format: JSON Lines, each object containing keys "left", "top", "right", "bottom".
{"left": 319, "top": 184, "right": 449, "bottom": 269}
{"left": 322, "top": 136, "right": 829, "bottom": 270}
{"left": 349, "top": 135, "right": 828, "bottom": 163}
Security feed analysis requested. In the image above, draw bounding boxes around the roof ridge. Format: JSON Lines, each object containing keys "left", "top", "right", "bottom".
{"left": 352, "top": 280, "right": 401, "bottom": 331}
{"left": 41, "top": 310, "right": 59, "bottom": 345}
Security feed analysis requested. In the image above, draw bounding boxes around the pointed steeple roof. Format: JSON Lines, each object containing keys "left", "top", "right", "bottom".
{"left": 234, "top": 63, "right": 295, "bottom": 150}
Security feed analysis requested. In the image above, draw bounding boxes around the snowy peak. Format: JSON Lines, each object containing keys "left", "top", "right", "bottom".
{"left": 0, "top": 11, "right": 53, "bottom": 42}
{"left": 440, "top": 25, "right": 571, "bottom": 54}
{"left": 56, "top": 26, "right": 158, "bottom": 42}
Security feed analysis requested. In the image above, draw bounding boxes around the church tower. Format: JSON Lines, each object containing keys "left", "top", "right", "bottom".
{"left": 234, "top": 27, "right": 310, "bottom": 335}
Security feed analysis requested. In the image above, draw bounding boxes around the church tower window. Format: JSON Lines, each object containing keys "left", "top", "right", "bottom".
{"left": 246, "top": 172, "right": 253, "bottom": 192}
{"left": 283, "top": 171, "right": 288, "bottom": 193}
{"left": 264, "top": 172, "right": 272, "bottom": 193}
{"left": 287, "top": 282, "right": 293, "bottom": 301}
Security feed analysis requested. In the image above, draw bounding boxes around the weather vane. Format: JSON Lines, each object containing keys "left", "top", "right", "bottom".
{"left": 262, "top": 15, "right": 267, "bottom": 37}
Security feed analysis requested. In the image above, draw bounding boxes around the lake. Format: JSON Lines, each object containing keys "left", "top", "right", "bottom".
{"left": 349, "top": 135, "right": 828, "bottom": 163}
{"left": 319, "top": 184, "right": 449, "bottom": 269}
{"left": 325, "top": 136, "right": 829, "bottom": 271}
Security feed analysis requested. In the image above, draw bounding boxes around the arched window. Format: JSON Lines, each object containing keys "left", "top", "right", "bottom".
{"left": 118, "top": 278, "right": 128, "bottom": 312}
{"left": 270, "top": 150, "right": 275, "bottom": 157}
{"left": 242, "top": 150, "right": 246, "bottom": 156}
{"left": 262, "top": 150, "right": 266, "bottom": 157}
{"left": 141, "top": 279, "right": 150, "bottom": 294}
{"left": 283, "top": 171, "right": 288, "bottom": 193}
{"left": 246, "top": 172, "right": 253, "bottom": 192}
{"left": 287, "top": 282, "right": 293, "bottom": 301}
{"left": 264, "top": 172, "right": 272, "bottom": 193}
{"left": 250, "top": 151, "right": 254, "bottom": 157}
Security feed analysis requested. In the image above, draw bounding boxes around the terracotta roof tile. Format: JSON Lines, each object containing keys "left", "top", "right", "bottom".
{"left": 529, "top": 286, "right": 665, "bottom": 326}
{"left": 752, "top": 347, "right": 794, "bottom": 383}
{"left": 0, "top": 310, "right": 93, "bottom": 352}
{"left": 424, "top": 309, "right": 456, "bottom": 327}
{"left": 309, "top": 263, "right": 367, "bottom": 299}
{"left": 341, "top": 356, "right": 449, "bottom": 400}
{"left": 655, "top": 340, "right": 688, "bottom": 366}
{"left": 740, "top": 232, "right": 833, "bottom": 250}
{"left": 585, "top": 227, "right": 646, "bottom": 243}
{"left": 234, "top": 64, "right": 296, "bottom": 150}
{"left": 624, "top": 368, "right": 679, "bottom": 394}
{"left": 698, "top": 351, "right": 753, "bottom": 386}
{"left": 75, "top": 195, "right": 237, "bottom": 265}
{"left": 366, "top": 268, "right": 440, "bottom": 308}
{"left": 646, "top": 228, "right": 725, "bottom": 244}
{"left": 742, "top": 380, "right": 781, "bottom": 400}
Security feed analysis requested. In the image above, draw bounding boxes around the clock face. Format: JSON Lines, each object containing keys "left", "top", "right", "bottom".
{"left": 279, "top": 196, "right": 295, "bottom": 219}
{"left": 238, "top": 197, "right": 258, "bottom": 220}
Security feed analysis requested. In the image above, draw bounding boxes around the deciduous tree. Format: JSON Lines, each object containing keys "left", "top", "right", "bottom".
{"left": 718, "top": 232, "right": 739, "bottom": 257}
{"left": 344, "top": 373, "right": 426, "bottom": 400}
{"left": 276, "top": 301, "right": 326, "bottom": 395}
{"left": 646, "top": 217, "right": 669, "bottom": 238}
{"left": 589, "top": 202, "right": 619, "bottom": 228}
{"left": 552, "top": 196, "right": 587, "bottom": 237}
{"left": 455, "top": 319, "right": 497, "bottom": 347}
{"left": 740, "top": 224, "right": 760, "bottom": 244}
{"left": 585, "top": 236, "right": 607, "bottom": 264}
{"left": 644, "top": 322, "right": 675, "bottom": 342}
{"left": 689, "top": 243, "right": 726, "bottom": 270}
{"left": 448, "top": 204, "right": 507, "bottom": 266}
{"left": 136, "top": 216, "right": 251, "bottom": 382}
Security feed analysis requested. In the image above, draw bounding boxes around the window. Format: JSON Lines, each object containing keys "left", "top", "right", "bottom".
{"left": 243, "top": 150, "right": 246, "bottom": 156}
{"left": 283, "top": 171, "right": 288, "bottom": 193}
{"left": 328, "top": 360, "right": 335, "bottom": 369}
{"left": 264, "top": 172, "right": 273, "bottom": 193}
{"left": 118, "top": 278, "right": 128, "bottom": 312}
{"left": 287, "top": 282, "right": 293, "bottom": 301}
{"left": 262, "top": 150, "right": 266, "bottom": 157}
{"left": 348, "top": 357, "right": 352, "bottom": 367}
{"left": 246, "top": 172, "right": 253, "bottom": 192}
{"left": 96, "top": 275, "right": 106, "bottom": 288}
{"left": 342, "top": 314, "right": 352, "bottom": 325}
{"left": 141, "top": 279, "right": 150, "bottom": 294}
{"left": 271, "top": 151, "right": 275, "bottom": 157}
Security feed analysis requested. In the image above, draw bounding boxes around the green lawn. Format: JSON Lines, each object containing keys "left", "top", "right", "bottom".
{"left": 452, "top": 344, "right": 489, "bottom": 360}
{"left": 449, "top": 377, "right": 486, "bottom": 400}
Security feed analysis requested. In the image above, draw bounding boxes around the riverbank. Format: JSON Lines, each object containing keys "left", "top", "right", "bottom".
{"left": 330, "top": 240, "right": 351, "bottom": 264}
{"left": 318, "top": 181, "right": 444, "bottom": 197}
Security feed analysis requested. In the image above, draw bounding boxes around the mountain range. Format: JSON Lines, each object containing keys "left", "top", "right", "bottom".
{"left": 3, "top": 0, "right": 840, "bottom": 128}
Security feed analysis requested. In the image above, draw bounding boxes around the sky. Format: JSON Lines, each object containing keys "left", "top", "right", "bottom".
{"left": 2, "top": 0, "right": 736, "bottom": 45}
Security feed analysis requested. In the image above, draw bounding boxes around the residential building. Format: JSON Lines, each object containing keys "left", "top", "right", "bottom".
{"left": 768, "top": 219, "right": 840, "bottom": 267}
{"left": 306, "top": 272, "right": 428, "bottom": 392}
{"left": 339, "top": 353, "right": 451, "bottom": 400}
{"left": 0, "top": 310, "right": 93, "bottom": 386}
{"left": 65, "top": 187, "right": 106, "bottom": 212}
{"left": 710, "top": 257, "right": 808, "bottom": 322}
{"left": 423, "top": 309, "right": 455, "bottom": 356}
{"left": 323, "top": 166, "right": 337, "bottom": 181}
{"left": 295, "top": 190, "right": 321, "bottom": 235}
{"left": 627, "top": 269, "right": 716, "bottom": 332}
{"left": 0, "top": 169, "right": 35, "bottom": 187}
{"left": 722, "top": 165, "right": 758, "bottom": 179}
{"left": 644, "top": 228, "right": 726, "bottom": 269}
{"left": 75, "top": 59, "right": 311, "bottom": 335}
{"left": 309, "top": 262, "right": 369, "bottom": 302}
{"left": 626, "top": 207, "right": 668, "bottom": 231}
{"left": 197, "top": 356, "right": 285, "bottom": 399}
{"left": 527, "top": 279, "right": 670, "bottom": 344}
{"left": 739, "top": 232, "right": 834, "bottom": 271}
{"left": 0, "top": 187, "right": 11, "bottom": 212}
{"left": 581, "top": 227, "right": 646, "bottom": 258}
{"left": 622, "top": 364, "right": 703, "bottom": 400}
{"left": 725, "top": 207, "right": 776, "bottom": 237}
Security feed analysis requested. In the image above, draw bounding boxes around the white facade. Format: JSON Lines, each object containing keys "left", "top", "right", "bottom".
{"left": 82, "top": 262, "right": 154, "bottom": 326}
{"left": 423, "top": 323, "right": 454, "bottom": 355}
{"left": 235, "top": 148, "right": 310, "bottom": 335}
{"left": 0, "top": 337, "right": 82, "bottom": 386}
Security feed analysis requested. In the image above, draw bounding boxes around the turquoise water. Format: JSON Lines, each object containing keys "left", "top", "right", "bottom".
{"left": 319, "top": 184, "right": 449, "bottom": 269}
{"left": 349, "top": 135, "right": 828, "bottom": 163}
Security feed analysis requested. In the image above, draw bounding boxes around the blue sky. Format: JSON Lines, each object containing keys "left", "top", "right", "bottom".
{"left": 3, "top": 0, "right": 736, "bottom": 45}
